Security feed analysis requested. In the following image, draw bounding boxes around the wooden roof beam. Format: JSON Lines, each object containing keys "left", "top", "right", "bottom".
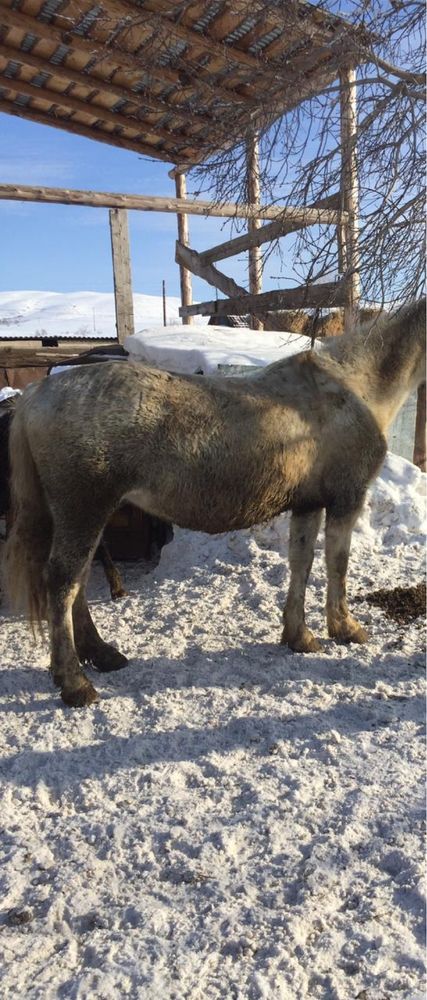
{"left": 0, "top": 5, "right": 255, "bottom": 109}
{"left": 102, "top": 0, "right": 270, "bottom": 73}
{"left": 0, "top": 70, "right": 196, "bottom": 148}
{"left": 0, "top": 38, "right": 204, "bottom": 127}
{"left": 196, "top": 0, "right": 367, "bottom": 67}
{"left": 204, "top": 0, "right": 353, "bottom": 47}
{"left": 48, "top": 2, "right": 258, "bottom": 104}
{"left": 0, "top": 97, "right": 178, "bottom": 161}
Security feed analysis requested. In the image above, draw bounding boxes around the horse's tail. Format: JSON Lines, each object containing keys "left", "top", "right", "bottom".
{"left": 4, "top": 395, "right": 52, "bottom": 633}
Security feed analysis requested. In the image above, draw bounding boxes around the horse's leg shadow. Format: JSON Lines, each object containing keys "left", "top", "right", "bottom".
{"left": 325, "top": 508, "right": 368, "bottom": 644}
{"left": 281, "top": 509, "right": 322, "bottom": 653}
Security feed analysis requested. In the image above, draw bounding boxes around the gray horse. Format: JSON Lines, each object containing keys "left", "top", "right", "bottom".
{"left": 5, "top": 299, "right": 425, "bottom": 707}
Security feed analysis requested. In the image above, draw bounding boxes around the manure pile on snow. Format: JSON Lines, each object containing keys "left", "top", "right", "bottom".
{"left": 362, "top": 582, "right": 425, "bottom": 624}
{"left": 0, "top": 453, "right": 425, "bottom": 1000}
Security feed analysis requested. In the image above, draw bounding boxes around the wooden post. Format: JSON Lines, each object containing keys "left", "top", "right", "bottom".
{"left": 247, "top": 134, "right": 263, "bottom": 330}
{"left": 339, "top": 67, "right": 360, "bottom": 334}
{"left": 162, "top": 279, "right": 167, "bottom": 327}
{"left": 174, "top": 172, "right": 193, "bottom": 325}
{"left": 413, "top": 382, "right": 426, "bottom": 471}
{"left": 109, "top": 208, "right": 134, "bottom": 343}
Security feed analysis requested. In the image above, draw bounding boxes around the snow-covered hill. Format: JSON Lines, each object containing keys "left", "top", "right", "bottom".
{"left": 0, "top": 290, "right": 182, "bottom": 339}
{"left": 0, "top": 453, "right": 425, "bottom": 999}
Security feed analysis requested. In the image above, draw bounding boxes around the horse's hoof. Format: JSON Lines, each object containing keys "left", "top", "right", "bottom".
{"left": 328, "top": 620, "right": 369, "bottom": 645}
{"left": 337, "top": 628, "right": 369, "bottom": 645}
{"left": 111, "top": 588, "right": 127, "bottom": 601}
{"left": 91, "top": 644, "right": 129, "bottom": 673}
{"left": 281, "top": 628, "right": 321, "bottom": 653}
{"left": 60, "top": 679, "right": 99, "bottom": 708}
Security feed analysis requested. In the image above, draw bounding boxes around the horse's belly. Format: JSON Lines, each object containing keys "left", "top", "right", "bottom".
{"left": 124, "top": 481, "right": 291, "bottom": 534}
{"left": 123, "top": 488, "right": 159, "bottom": 512}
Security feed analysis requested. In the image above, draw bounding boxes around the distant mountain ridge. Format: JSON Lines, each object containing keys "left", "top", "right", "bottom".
{"left": 0, "top": 290, "right": 182, "bottom": 340}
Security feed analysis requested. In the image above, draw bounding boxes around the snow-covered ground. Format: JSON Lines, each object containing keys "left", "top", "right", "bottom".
{"left": 0, "top": 291, "right": 182, "bottom": 339}
{"left": 0, "top": 453, "right": 425, "bottom": 1000}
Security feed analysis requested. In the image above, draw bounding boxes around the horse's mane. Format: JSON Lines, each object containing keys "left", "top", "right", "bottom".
{"left": 319, "top": 298, "right": 425, "bottom": 373}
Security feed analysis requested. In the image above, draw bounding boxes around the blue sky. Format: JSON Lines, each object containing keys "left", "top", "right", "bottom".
{"left": 0, "top": 114, "right": 289, "bottom": 301}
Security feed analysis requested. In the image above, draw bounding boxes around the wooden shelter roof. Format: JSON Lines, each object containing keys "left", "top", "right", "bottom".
{"left": 0, "top": 0, "right": 366, "bottom": 167}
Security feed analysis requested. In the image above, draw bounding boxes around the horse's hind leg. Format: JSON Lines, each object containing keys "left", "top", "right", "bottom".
{"left": 325, "top": 510, "right": 368, "bottom": 644}
{"left": 281, "top": 509, "right": 322, "bottom": 653}
{"left": 46, "top": 519, "right": 108, "bottom": 707}
{"left": 73, "top": 580, "right": 128, "bottom": 672}
{"left": 47, "top": 557, "right": 97, "bottom": 707}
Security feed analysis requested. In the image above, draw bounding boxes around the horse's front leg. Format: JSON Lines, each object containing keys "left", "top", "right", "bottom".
{"left": 281, "top": 509, "right": 322, "bottom": 653}
{"left": 325, "top": 509, "right": 368, "bottom": 644}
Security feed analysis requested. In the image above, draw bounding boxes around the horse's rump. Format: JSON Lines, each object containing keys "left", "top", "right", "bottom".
{"left": 4, "top": 395, "right": 52, "bottom": 630}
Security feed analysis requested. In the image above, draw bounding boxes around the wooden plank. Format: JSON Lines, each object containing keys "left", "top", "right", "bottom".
{"left": 149, "top": 0, "right": 354, "bottom": 49}
{"left": 0, "top": 5, "right": 367, "bottom": 169}
{"left": 0, "top": 6, "right": 150, "bottom": 77}
{"left": 199, "top": 200, "right": 345, "bottom": 265}
{"left": 413, "top": 382, "right": 426, "bottom": 471}
{"left": 109, "top": 209, "right": 135, "bottom": 343}
{"left": 204, "top": 2, "right": 254, "bottom": 45}
{"left": 340, "top": 67, "right": 360, "bottom": 334}
{"left": 0, "top": 183, "right": 319, "bottom": 221}
{"left": 0, "top": 0, "right": 368, "bottom": 148}
{"left": 0, "top": 341, "right": 116, "bottom": 367}
{"left": 179, "top": 281, "right": 348, "bottom": 318}
{"left": 176, "top": 242, "right": 247, "bottom": 299}
{"left": 174, "top": 173, "right": 193, "bottom": 327}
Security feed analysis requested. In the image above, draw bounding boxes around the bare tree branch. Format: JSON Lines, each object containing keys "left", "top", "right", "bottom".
{"left": 187, "top": 0, "right": 426, "bottom": 310}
